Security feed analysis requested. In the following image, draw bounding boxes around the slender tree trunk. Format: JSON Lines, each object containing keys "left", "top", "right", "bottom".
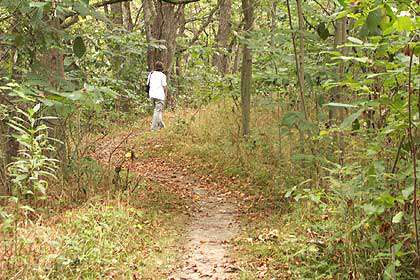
{"left": 332, "top": 17, "right": 347, "bottom": 165}
{"left": 232, "top": 42, "right": 241, "bottom": 73}
{"left": 240, "top": 0, "right": 254, "bottom": 137}
{"left": 270, "top": 1, "right": 277, "bottom": 49}
{"left": 123, "top": 2, "right": 133, "bottom": 31}
{"left": 329, "top": 17, "right": 346, "bottom": 124}
{"left": 213, "top": 0, "right": 232, "bottom": 74}
{"left": 286, "top": 0, "right": 306, "bottom": 119}
{"left": 295, "top": 0, "right": 308, "bottom": 119}
{"left": 108, "top": 2, "right": 126, "bottom": 110}
{"left": 143, "top": 0, "right": 155, "bottom": 71}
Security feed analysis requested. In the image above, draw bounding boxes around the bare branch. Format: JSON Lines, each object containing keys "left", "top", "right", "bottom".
{"left": 177, "top": 0, "right": 222, "bottom": 53}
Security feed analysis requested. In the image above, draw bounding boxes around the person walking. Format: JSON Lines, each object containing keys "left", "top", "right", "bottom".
{"left": 147, "top": 61, "right": 167, "bottom": 131}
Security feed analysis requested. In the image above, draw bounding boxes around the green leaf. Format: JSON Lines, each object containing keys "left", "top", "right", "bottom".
{"left": 324, "top": 102, "right": 358, "bottom": 109}
{"left": 281, "top": 112, "right": 305, "bottom": 128}
{"left": 347, "top": 36, "right": 363, "bottom": 45}
{"left": 20, "top": 205, "right": 35, "bottom": 212}
{"left": 33, "top": 103, "right": 41, "bottom": 113}
{"left": 340, "top": 109, "right": 364, "bottom": 130}
{"left": 292, "top": 154, "right": 316, "bottom": 163}
{"left": 392, "top": 211, "right": 403, "bottom": 224}
{"left": 366, "top": 8, "right": 382, "bottom": 34}
{"left": 393, "top": 16, "right": 414, "bottom": 32}
{"left": 73, "top": 1, "right": 90, "bottom": 17}
{"left": 362, "top": 204, "right": 379, "bottom": 216}
{"left": 73, "top": 36, "right": 86, "bottom": 58}
{"left": 29, "top": 2, "right": 48, "bottom": 8}
{"left": 376, "top": 192, "right": 395, "bottom": 208}
{"left": 402, "top": 186, "right": 413, "bottom": 199}
{"left": 332, "top": 56, "right": 369, "bottom": 63}
{"left": 316, "top": 23, "right": 329, "bottom": 40}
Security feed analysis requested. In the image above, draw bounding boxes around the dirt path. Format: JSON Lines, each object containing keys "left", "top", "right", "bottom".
{"left": 169, "top": 188, "right": 239, "bottom": 280}
{"left": 93, "top": 131, "right": 241, "bottom": 279}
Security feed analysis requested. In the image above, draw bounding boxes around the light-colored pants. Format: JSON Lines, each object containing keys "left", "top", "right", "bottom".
{"left": 151, "top": 98, "right": 165, "bottom": 130}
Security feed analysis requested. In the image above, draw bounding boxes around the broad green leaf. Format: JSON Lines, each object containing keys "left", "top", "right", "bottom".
{"left": 402, "top": 186, "right": 413, "bottom": 199}
{"left": 393, "top": 16, "right": 414, "bottom": 32}
{"left": 73, "top": 36, "right": 86, "bottom": 58}
{"left": 347, "top": 36, "right": 363, "bottom": 45}
{"left": 340, "top": 109, "right": 364, "bottom": 130}
{"left": 324, "top": 102, "right": 358, "bottom": 109}
{"left": 316, "top": 23, "right": 329, "bottom": 40}
{"left": 281, "top": 112, "right": 305, "bottom": 128}
{"left": 362, "top": 204, "right": 379, "bottom": 216}
{"left": 392, "top": 211, "right": 403, "bottom": 224}
{"left": 73, "top": 1, "right": 89, "bottom": 17}
{"left": 366, "top": 8, "right": 382, "bottom": 34}
{"left": 29, "top": 2, "right": 48, "bottom": 8}
{"left": 376, "top": 192, "right": 395, "bottom": 208}
{"left": 332, "top": 56, "right": 369, "bottom": 63}
{"left": 33, "top": 103, "right": 41, "bottom": 113}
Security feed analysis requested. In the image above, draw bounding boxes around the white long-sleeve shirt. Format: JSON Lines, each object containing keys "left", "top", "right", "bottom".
{"left": 147, "top": 71, "right": 167, "bottom": 101}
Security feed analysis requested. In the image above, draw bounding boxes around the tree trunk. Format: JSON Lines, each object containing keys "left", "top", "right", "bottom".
{"left": 213, "top": 0, "right": 232, "bottom": 74}
{"left": 143, "top": 0, "right": 155, "bottom": 71}
{"left": 144, "top": 1, "right": 185, "bottom": 75}
{"left": 329, "top": 17, "right": 347, "bottom": 124}
{"left": 295, "top": 0, "right": 308, "bottom": 119}
{"left": 38, "top": 15, "right": 65, "bottom": 89}
{"left": 110, "top": 2, "right": 123, "bottom": 25}
{"left": 270, "top": 1, "right": 277, "bottom": 49}
{"left": 151, "top": 2, "right": 185, "bottom": 75}
{"left": 336, "top": 17, "right": 347, "bottom": 165}
{"left": 240, "top": 0, "right": 254, "bottom": 137}
{"left": 109, "top": 2, "right": 126, "bottom": 110}
{"left": 123, "top": 1, "right": 133, "bottom": 31}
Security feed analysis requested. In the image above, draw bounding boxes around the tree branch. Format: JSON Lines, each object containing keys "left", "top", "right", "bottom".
{"left": 61, "top": 0, "right": 132, "bottom": 27}
{"left": 160, "top": 0, "right": 201, "bottom": 4}
{"left": 177, "top": 0, "right": 222, "bottom": 53}
{"left": 92, "top": 0, "right": 132, "bottom": 9}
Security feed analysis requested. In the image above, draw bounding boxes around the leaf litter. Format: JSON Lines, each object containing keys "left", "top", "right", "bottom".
{"left": 92, "top": 129, "right": 242, "bottom": 279}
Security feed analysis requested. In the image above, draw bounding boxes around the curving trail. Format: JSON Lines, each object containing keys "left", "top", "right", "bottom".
{"left": 92, "top": 129, "right": 241, "bottom": 279}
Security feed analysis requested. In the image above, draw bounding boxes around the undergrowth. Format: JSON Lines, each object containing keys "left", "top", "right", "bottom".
{"left": 1, "top": 164, "right": 187, "bottom": 279}
{"left": 158, "top": 97, "right": 417, "bottom": 279}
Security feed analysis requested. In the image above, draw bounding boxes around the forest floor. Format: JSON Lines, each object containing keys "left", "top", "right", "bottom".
{"left": 92, "top": 120, "right": 242, "bottom": 279}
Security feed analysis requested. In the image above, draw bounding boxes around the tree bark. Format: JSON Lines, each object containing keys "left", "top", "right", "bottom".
{"left": 329, "top": 17, "right": 347, "bottom": 124}
{"left": 213, "top": 0, "right": 232, "bottom": 74}
{"left": 110, "top": 2, "right": 123, "bottom": 25}
{"left": 39, "top": 16, "right": 65, "bottom": 89}
{"left": 295, "top": 0, "right": 308, "bottom": 119}
{"left": 143, "top": 0, "right": 155, "bottom": 71}
{"left": 240, "top": 0, "right": 253, "bottom": 137}
{"left": 270, "top": 1, "right": 277, "bottom": 49}
{"left": 123, "top": 1, "right": 133, "bottom": 31}
{"left": 151, "top": 2, "right": 185, "bottom": 75}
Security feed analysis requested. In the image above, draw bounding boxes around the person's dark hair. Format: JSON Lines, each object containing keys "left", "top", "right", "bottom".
{"left": 154, "top": 61, "right": 164, "bottom": 72}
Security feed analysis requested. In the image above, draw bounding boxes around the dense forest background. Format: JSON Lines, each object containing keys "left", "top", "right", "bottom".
{"left": 0, "top": 0, "right": 419, "bottom": 279}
